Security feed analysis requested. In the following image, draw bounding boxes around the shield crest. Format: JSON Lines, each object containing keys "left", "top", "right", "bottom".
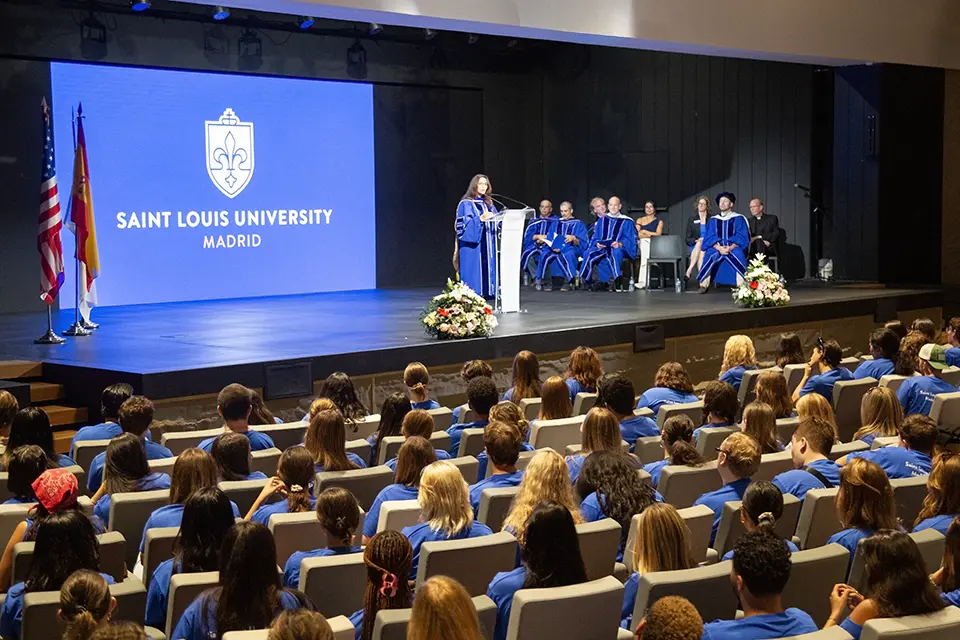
{"left": 205, "top": 108, "right": 254, "bottom": 198}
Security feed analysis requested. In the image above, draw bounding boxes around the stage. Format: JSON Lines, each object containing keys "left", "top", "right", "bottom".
{"left": 0, "top": 284, "right": 943, "bottom": 407}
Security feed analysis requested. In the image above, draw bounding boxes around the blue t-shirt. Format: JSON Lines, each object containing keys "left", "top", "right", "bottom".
{"left": 635, "top": 387, "right": 698, "bottom": 418}
{"left": 897, "top": 375, "right": 958, "bottom": 416}
{"left": 719, "top": 365, "right": 757, "bottom": 392}
{"left": 620, "top": 415, "right": 659, "bottom": 449}
{"left": 385, "top": 449, "right": 450, "bottom": 472}
{"left": 772, "top": 458, "right": 841, "bottom": 501}
{"left": 469, "top": 471, "right": 523, "bottom": 516}
{"left": 942, "top": 588, "right": 960, "bottom": 607}
{"left": 87, "top": 438, "right": 174, "bottom": 493}
{"left": 701, "top": 609, "right": 818, "bottom": 640}
{"left": 565, "top": 378, "right": 595, "bottom": 403}
{"left": 139, "top": 501, "right": 241, "bottom": 552}
{"left": 446, "top": 419, "right": 489, "bottom": 456}
{"left": 621, "top": 572, "right": 640, "bottom": 629}
{"left": 145, "top": 558, "right": 181, "bottom": 628}
{"left": 840, "top": 618, "right": 863, "bottom": 640}
{"left": 70, "top": 422, "right": 122, "bottom": 454}
{"left": 567, "top": 454, "right": 586, "bottom": 484}
{"left": 827, "top": 527, "right": 877, "bottom": 563}
{"left": 694, "top": 478, "right": 751, "bottom": 545}
{"left": 477, "top": 442, "right": 533, "bottom": 481}
{"left": 914, "top": 514, "right": 955, "bottom": 536}
{"left": 692, "top": 421, "right": 734, "bottom": 444}
{"left": 315, "top": 452, "right": 368, "bottom": 473}
{"left": 282, "top": 546, "right": 362, "bottom": 589}
{"left": 642, "top": 459, "right": 670, "bottom": 488}
{"left": 363, "top": 483, "right": 420, "bottom": 538}
{"left": 722, "top": 538, "right": 799, "bottom": 561}
{"left": 488, "top": 566, "right": 526, "bottom": 640}
{"left": 411, "top": 399, "right": 440, "bottom": 411}
{"left": 798, "top": 367, "right": 855, "bottom": 403}
{"left": 251, "top": 495, "right": 317, "bottom": 526}
{"left": 93, "top": 472, "right": 172, "bottom": 522}
{"left": 847, "top": 447, "right": 932, "bottom": 479}
{"left": 401, "top": 520, "right": 493, "bottom": 580}
{"left": 54, "top": 454, "right": 77, "bottom": 468}
{"left": 198, "top": 428, "right": 275, "bottom": 453}
{"left": 946, "top": 348, "right": 960, "bottom": 368}
{"left": 855, "top": 358, "right": 895, "bottom": 380}
{"left": 172, "top": 589, "right": 304, "bottom": 640}
{"left": 0, "top": 573, "right": 115, "bottom": 640}
{"left": 244, "top": 471, "right": 269, "bottom": 481}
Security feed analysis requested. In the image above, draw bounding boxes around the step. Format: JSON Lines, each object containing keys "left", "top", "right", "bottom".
{"left": 43, "top": 404, "right": 88, "bottom": 427}
{"left": 0, "top": 361, "right": 42, "bottom": 379}
{"left": 30, "top": 382, "right": 65, "bottom": 403}
{"left": 53, "top": 430, "right": 77, "bottom": 455}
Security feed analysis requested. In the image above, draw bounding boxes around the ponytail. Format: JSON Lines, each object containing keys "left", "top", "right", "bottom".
{"left": 741, "top": 481, "right": 786, "bottom": 540}
{"left": 60, "top": 570, "right": 112, "bottom": 640}
{"left": 755, "top": 511, "right": 777, "bottom": 534}
{"left": 668, "top": 440, "right": 704, "bottom": 468}
{"left": 317, "top": 487, "right": 360, "bottom": 548}
{"left": 278, "top": 446, "right": 315, "bottom": 514}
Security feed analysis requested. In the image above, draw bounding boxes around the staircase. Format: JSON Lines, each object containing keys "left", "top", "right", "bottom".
{"left": 0, "top": 360, "right": 87, "bottom": 453}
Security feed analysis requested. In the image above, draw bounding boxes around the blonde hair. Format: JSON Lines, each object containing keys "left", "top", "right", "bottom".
{"left": 915, "top": 453, "right": 960, "bottom": 527}
{"left": 502, "top": 450, "right": 583, "bottom": 545}
{"left": 740, "top": 402, "right": 780, "bottom": 454}
{"left": 581, "top": 407, "right": 622, "bottom": 455}
{"left": 404, "top": 362, "right": 431, "bottom": 402}
{"left": 720, "top": 335, "right": 757, "bottom": 374}
{"left": 631, "top": 503, "right": 695, "bottom": 574}
{"left": 855, "top": 386, "right": 903, "bottom": 442}
{"left": 719, "top": 432, "right": 761, "bottom": 479}
{"left": 418, "top": 461, "right": 473, "bottom": 537}
{"left": 489, "top": 402, "right": 530, "bottom": 441}
{"left": 796, "top": 394, "right": 838, "bottom": 439}
{"left": 837, "top": 458, "right": 897, "bottom": 531}
{"left": 268, "top": 610, "right": 334, "bottom": 640}
{"left": 308, "top": 397, "right": 337, "bottom": 420}
{"left": 408, "top": 576, "right": 481, "bottom": 640}
{"left": 538, "top": 376, "right": 572, "bottom": 421}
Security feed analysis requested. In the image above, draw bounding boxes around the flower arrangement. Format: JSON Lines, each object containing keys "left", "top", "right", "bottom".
{"left": 421, "top": 279, "right": 498, "bottom": 339}
{"left": 732, "top": 255, "right": 791, "bottom": 308}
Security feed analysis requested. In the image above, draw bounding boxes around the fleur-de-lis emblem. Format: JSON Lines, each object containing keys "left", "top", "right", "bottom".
{"left": 212, "top": 131, "right": 248, "bottom": 188}
{"left": 205, "top": 108, "right": 255, "bottom": 198}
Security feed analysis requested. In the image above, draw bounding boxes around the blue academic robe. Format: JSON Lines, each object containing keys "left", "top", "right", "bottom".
{"left": 456, "top": 198, "right": 499, "bottom": 298}
{"left": 698, "top": 213, "right": 750, "bottom": 286}
{"left": 536, "top": 217, "right": 589, "bottom": 282}
{"left": 579, "top": 215, "right": 638, "bottom": 283}
{"left": 522, "top": 215, "right": 560, "bottom": 277}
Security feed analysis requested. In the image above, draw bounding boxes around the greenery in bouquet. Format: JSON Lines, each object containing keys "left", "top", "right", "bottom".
{"left": 421, "top": 279, "right": 498, "bottom": 339}
{"left": 732, "top": 255, "right": 791, "bottom": 308}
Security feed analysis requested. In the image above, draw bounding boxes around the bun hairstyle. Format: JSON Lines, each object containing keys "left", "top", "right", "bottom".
{"left": 316, "top": 487, "right": 360, "bottom": 548}
{"left": 60, "top": 570, "right": 113, "bottom": 640}
{"left": 741, "top": 481, "right": 785, "bottom": 537}
{"left": 661, "top": 414, "right": 704, "bottom": 467}
{"left": 277, "top": 446, "right": 316, "bottom": 514}
{"left": 489, "top": 401, "right": 530, "bottom": 441}
{"left": 403, "top": 362, "right": 431, "bottom": 396}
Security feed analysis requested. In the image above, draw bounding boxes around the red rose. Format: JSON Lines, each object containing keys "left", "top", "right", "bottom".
{"left": 749, "top": 281, "right": 759, "bottom": 289}
{"left": 484, "top": 307, "right": 493, "bottom": 315}
{"left": 438, "top": 308, "right": 450, "bottom": 317}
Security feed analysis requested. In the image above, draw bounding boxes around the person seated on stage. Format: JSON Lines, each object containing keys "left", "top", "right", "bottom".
{"left": 643, "top": 415, "right": 704, "bottom": 488}
{"left": 198, "top": 384, "right": 275, "bottom": 453}
{"left": 685, "top": 195, "right": 713, "bottom": 282}
{"left": 720, "top": 481, "right": 799, "bottom": 561}
{"left": 563, "top": 346, "right": 603, "bottom": 402}
{"left": 452, "top": 360, "right": 493, "bottom": 424}
{"left": 636, "top": 362, "right": 698, "bottom": 417}
{"left": 468, "top": 421, "right": 524, "bottom": 516}
{"left": 597, "top": 373, "right": 658, "bottom": 451}
{"left": 837, "top": 414, "right": 935, "bottom": 478}
{"left": 854, "top": 328, "right": 900, "bottom": 380}
{"left": 87, "top": 395, "right": 174, "bottom": 493}
{"left": 249, "top": 389, "right": 281, "bottom": 425}
{"left": 693, "top": 381, "right": 739, "bottom": 443}
{"left": 718, "top": 334, "right": 758, "bottom": 392}
{"left": 3, "top": 407, "right": 76, "bottom": 470}
{"left": 283, "top": 486, "right": 362, "bottom": 588}
{"left": 635, "top": 200, "right": 664, "bottom": 289}
{"left": 791, "top": 338, "right": 853, "bottom": 404}
{"left": 305, "top": 409, "right": 367, "bottom": 471}
{"left": 404, "top": 362, "right": 440, "bottom": 411}
{"left": 90, "top": 434, "right": 171, "bottom": 523}
{"left": 747, "top": 198, "right": 781, "bottom": 260}
{"left": 896, "top": 343, "right": 959, "bottom": 416}
{"left": 0, "top": 391, "right": 18, "bottom": 459}
{"left": 911, "top": 317, "right": 938, "bottom": 343}
{"left": 212, "top": 432, "right": 268, "bottom": 482}
{"left": 701, "top": 530, "right": 817, "bottom": 640}
{"left": 522, "top": 199, "right": 559, "bottom": 286}
{"left": 503, "top": 350, "right": 541, "bottom": 403}
{"left": 772, "top": 416, "right": 841, "bottom": 502}
{"left": 70, "top": 383, "right": 134, "bottom": 455}
{"left": 446, "top": 376, "right": 498, "bottom": 456}
{"left": 384, "top": 410, "right": 451, "bottom": 471}
{"left": 477, "top": 402, "right": 534, "bottom": 480}
{"left": 852, "top": 387, "right": 902, "bottom": 447}
{"left": 913, "top": 453, "right": 960, "bottom": 535}
{"left": 536, "top": 201, "right": 588, "bottom": 292}
{"left": 826, "top": 458, "right": 898, "bottom": 563}
{"left": 697, "top": 192, "right": 749, "bottom": 294}
{"left": 775, "top": 332, "right": 805, "bottom": 368}
{"left": 694, "top": 432, "right": 761, "bottom": 545}
{"left": 315, "top": 371, "right": 368, "bottom": 421}
{"left": 579, "top": 195, "right": 638, "bottom": 291}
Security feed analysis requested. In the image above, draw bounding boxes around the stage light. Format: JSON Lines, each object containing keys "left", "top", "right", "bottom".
{"left": 467, "top": 33, "right": 480, "bottom": 44}
{"left": 212, "top": 5, "right": 230, "bottom": 20}
{"left": 238, "top": 26, "right": 262, "bottom": 69}
{"left": 346, "top": 38, "right": 368, "bottom": 80}
{"left": 368, "top": 22, "right": 383, "bottom": 35}
{"left": 297, "top": 16, "right": 314, "bottom": 29}
{"left": 130, "top": 0, "right": 150, "bottom": 10}
{"left": 423, "top": 28, "right": 437, "bottom": 41}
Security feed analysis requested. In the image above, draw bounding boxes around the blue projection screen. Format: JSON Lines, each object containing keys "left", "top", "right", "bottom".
{"left": 51, "top": 62, "right": 376, "bottom": 307}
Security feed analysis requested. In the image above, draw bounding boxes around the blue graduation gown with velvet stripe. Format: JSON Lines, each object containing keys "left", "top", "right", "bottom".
{"left": 537, "top": 218, "right": 589, "bottom": 281}
{"left": 456, "top": 198, "right": 499, "bottom": 298}
{"left": 698, "top": 213, "right": 749, "bottom": 286}
{"left": 522, "top": 216, "right": 561, "bottom": 277}
{"left": 580, "top": 215, "right": 638, "bottom": 283}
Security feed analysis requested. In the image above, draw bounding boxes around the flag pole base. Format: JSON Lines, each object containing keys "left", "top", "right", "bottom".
{"left": 81, "top": 320, "right": 99, "bottom": 330}
{"left": 63, "top": 322, "right": 92, "bottom": 337}
{"left": 34, "top": 330, "right": 66, "bottom": 345}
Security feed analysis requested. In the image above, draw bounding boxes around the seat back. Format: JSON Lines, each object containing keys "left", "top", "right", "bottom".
{"left": 860, "top": 604, "right": 960, "bottom": 640}
{"left": 377, "top": 499, "right": 421, "bottom": 533}
{"left": 449, "top": 456, "right": 481, "bottom": 485}
{"left": 316, "top": 466, "right": 395, "bottom": 511}
{"left": 649, "top": 234, "right": 685, "bottom": 259}
{"left": 679, "top": 504, "right": 715, "bottom": 564}
{"left": 269, "top": 511, "right": 322, "bottom": 567}
{"left": 74, "top": 439, "right": 110, "bottom": 473}
{"left": 427, "top": 407, "right": 454, "bottom": 431}
{"left": 890, "top": 475, "right": 929, "bottom": 526}
{"left": 657, "top": 401, "right": 703, "bottom": 429}
{"left": 301, "top": 552, "right": 367, "bottom": 618}
{"left": 165, "top": 571, "right": 219, "bottom": 638}
{"left": 250, "top": 422, "right": 307, "bottom": 450}
{"left": 572, "top": 392, "right": 598, "bottom": 416}
{"left": 0, "top": 504, "right": 32, "bottom": 552}
{"left": 695, "top": 427, "right": 737, "bottom": 460}
{"left": 148, "top": 456, "right": 177, "bottom": 476}
{"left": 871, "top": 436, "right": 900, "bottom": 450}
{"left": 633, "top": 562, "right": 739, "bottom": 631}
{"left": 634, "top": 436, "right": 665, "bottom": 465}
{"left": 519, "top": 398, "right": 541, "bottom": 421}
{"left": 219, "top": 479, "right": 269, "bottom": 515}
{"left": 14, "top": 531, "right": 126, "bottom": 584}
{"left": 477, "top": 486, "right": 519, "bottom": 532}
{"left": 143, "top": 526, "right": 179, "bottom": 587}
{"left": 373, "top": 595, "right": 497, "bottom": 640}
{"left": 457, "top": 428, "right": 487, "bottom": 458}
{"left": 575, "top": 518, "right": 621, "bottom": 581}
{"left": 529, "top": 416, "right": 585, "bottom": 451}
{"left": 795, "top": 487, "right": 841, "bottom": 549}
{"left": 930, "top": 391, "right": 960, "bottom": 431}
{"left": 658, "top": 461, "right": 721, "bottom": 508}
{"left": 160, "top": 428, "right": 223, "bottom": 455}
{"left": 738, "top": 368, "right": 769, "bottom": 408}
{"left": 755, "top": 450, "right": 796, "bottom": 482}
{"left": 879, "top": 375, "right": 911, "bottom": 394}
{"left": 833, "top": 378, "right": 879, "bottom": 442}
{"left": 344, "top": 414, "right": 382, "bottom": 440}
{"left": 456, "top": 404, "right": 478, "bottom": 425}
{"left": 839, "top": 357, "right": 860, "bottom": 373}
{"left": 777, "top": 417, "right": 801, "bottom": 444}
{"left": 828, "top": 440, "right": 870, "bottom": 461}
{"left": 416, "top": 531, "right": 518, "bottom": 596}
{"left": 783, "top": 365, "right": 807, "bottom": 396}
{"left": 345, "top": 439, "right": 373, "bottom": 466}
{"left": 781, "top": 544, "right": 852, "bottom": 626}
{"left": 0, "top": 473, "right": 13, "bottom": 505}
{"left": 848, "top": 528, "right": 944, "bottom": 594}
{"left": 783, "top": 628, "right": 858, "bottom": 640}
{"left": 23, "top": 575, "right": 148, "bottom": 640}
{"left": 939, "top": 368, "right": 960, "bottom": 388}
{"left": 713, "top": 493, "right": 801, "bottom": 556}
{"left": 224, "top": 615, "right": 356, "bottom": 640}
{"left": 109, "top": 489, "right": 171, "bottom": 569}
{"left": 249, "top": 448, "right": 281, "bottom": 476}
{"left": 506, "top": 576, "right": 623, "bottom": 640}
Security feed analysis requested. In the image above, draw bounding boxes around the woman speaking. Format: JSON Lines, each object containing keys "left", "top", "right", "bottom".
{"left": 454, "top": 174, "right": 499, "bottom": 299}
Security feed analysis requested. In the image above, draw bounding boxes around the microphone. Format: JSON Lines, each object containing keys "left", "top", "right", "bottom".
{"left": 794, "top": 183, "right": 811, "bottom": 192}
{"left": 489, "top": 192, "right": 534, "bottom": 211}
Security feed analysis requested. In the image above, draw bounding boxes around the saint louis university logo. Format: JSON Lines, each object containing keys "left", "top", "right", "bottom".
{"left": 205, "top": 108, "right": 254, "bottom": 198}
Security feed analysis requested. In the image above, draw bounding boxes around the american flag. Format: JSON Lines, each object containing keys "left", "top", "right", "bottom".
{"left": 38, "top": 97, "right": 64, "bottom": 305}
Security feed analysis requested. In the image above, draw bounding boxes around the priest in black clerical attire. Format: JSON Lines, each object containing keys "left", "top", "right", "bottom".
{"left": 747, "top": 198, "right": 781, "bottom": 259}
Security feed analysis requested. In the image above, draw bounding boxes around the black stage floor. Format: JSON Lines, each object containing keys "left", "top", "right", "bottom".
{"left": 0, "top": 285, "right": 942, "bottom": 402}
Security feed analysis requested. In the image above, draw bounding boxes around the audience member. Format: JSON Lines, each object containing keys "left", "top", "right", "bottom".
{"left": 452, "top": 360, "right": 494, "bottom": 423}
{"left": 896, "top": 343, "right": 958, "bottom": 416}
{"left": 70, "top": 384, "right": 133, "bottom": 453}
{"left": 469, "top": 422, "right": 524, "bottom": 516}
{"left": 212, "top": 431, "right": 268, "bottom": 481}
{"left": 317, "top": 372, "right": 368, "bottom": 421}
{"left": 476, "top": 402, "right": 533, "bottom": 479}
{"left": 633, "top": 596, "right": 703, "bottom": 640}
{"left": 349, "top": 530, "right": 413, "bottom": 640}
{"left": 368, "top": 392, "right": 412, "bottom": 466}
{"left": 503, "top": 450, "right": 583, "bottom": 546}
{"left": 0, "top": 390, "right": 18, "bottom": 458}
{"left": 91, "top": 434, "right": 171, "bottom": 522}
{"left": 795, "top": 393, "right": 838, "bottom": 431}
{"left": 60, "top": 570, "right": 116, "bottom": 640}
{"left": 447, "top": 377, "right": 497, "bottom": 456}
{"left": 285, "top": 487, "right": 362, "bottom": 588}
{"left": 363, "top": 437, "right": 435, "bottom": 543}
{"left": 268, "top": 609, "right": 334, "bottom": 640}
{"left": 384, "top": 409, "right": 449, "bottom": 471}
{"left": 772, "top": 417, "right": 840, "bottom": 501}
{"left": 718, "top": 335, "right": 758, "bottom": 392}
{"left": 145, "top": 487, "right": 235, "bottom": 628}
{"left": 701, "top": 531, "right": 817, "bottom": 639}
{"left": 838, "top": 414, "right": 935, "bottom": 478}
{"left": 564, "top": 346, "right": 603, "bottom": 401}
{"left": 694, "top": 432, "right": 761, "bottom": 544}
{"left": 90, "top": 622, "right": 148, "bottom": 639}
{"left": 408, "top": 576, "right": 481, "bottom": 640}
{"left": 694, "top": 381, "right": 739, "bottom": 442}
{"left": 913, "top": 453, "right": 960, "bottom": 535}
{"left": 721, "top": 481, "right": 799, "bottom": 561}
{"left": 740, "top": 402, "right": 782, "bottom": 454}
{"left": 635, "top": 362, "right": 697, "bottom": 416}
{"left": 793, "top": 338, "right": 853, "bottom": 403}
{"left": 825, "top": 530, "right": 944, "bottom": 639}
{"left": 87, "top": 396, "right": 173, "bottom": 493}
{"left": 4, "top": 407, "right": 76, "bottom": 470}
{"left": 249, "top": 389, "right": 280, "bottom": 425}
{"left": 305, "top": 409, "right": 366, "bottom": 472}
{"left": 946, "top": 317, "right": 960, "bottom": 348}
{"left": 894, "top": 331, "right": 924, "bottom": 377}
{"left": 172, "top": 521, "right": 311, "bottom": 640}
{"left": 247, "top": 445, "right": 316, "bottom": 524}
{"left": 488, "top": 501, "right": 587, "bottom": 640}
{"left": 853, "top": 387, "right": 903, "bottom": 446}
{"left": 854, "top": 329, "right": 900, "bottom": 380}
{"left": 2, "top": 445, "right": 45, "bottom": 504}
{"left": 827, "top": 458, "right": 898, "bottom": 562}
{"left": 503, "top": 350, "right": 541, "bottom": 402}
{"left": 404, "top": 362, "right": 441, "bottom": 411}
{"left": 537, "top": 375, "right": 573, "bottom": 421}
{"left": 598, "top": 374, "right": 657, "bottom": 450}
{"left": 643, "top": 414, "right": 704, "bottom": 488}
{"left": 198, "top": 384, "right": 275, "bottom": 453}
{"left": 754, "top": 371, "right": 794, "bottom": 419}
{"left": 775, "top": 333, "right": 805, "bottom": 368}
{"left": 567, "top": 407, "right": 623, "bottom": 483}
{"left": 911, "top": 317, "right": 938, "bottom": 343}
{"left": 931, "top": 516, "right": 960, "bottom": 606}
{"left": 884, "top": 320, "right": 907, "bottom": 341}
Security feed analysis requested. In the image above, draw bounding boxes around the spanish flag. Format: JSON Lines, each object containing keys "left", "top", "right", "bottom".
{"left": 67, "top": 103, "right": 99, "bottom": 323}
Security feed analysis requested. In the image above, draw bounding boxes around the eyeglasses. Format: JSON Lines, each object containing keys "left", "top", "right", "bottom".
{"left": 817, "top": 336, "right": 825, "bottom": 351}
{"left": 715, "top": 447, "right": 727, "bottom": 455}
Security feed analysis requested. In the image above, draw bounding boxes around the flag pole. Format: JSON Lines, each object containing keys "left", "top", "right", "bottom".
{"left": 63, "top": 106, "right": 90, "bottom": 337}
{"left": 35, "top": 305, "right": 65, "bottom": 344}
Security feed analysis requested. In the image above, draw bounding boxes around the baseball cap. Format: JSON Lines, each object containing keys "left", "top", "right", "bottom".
{"left": 919, "top": 343, "right": 950, "bottom": 370}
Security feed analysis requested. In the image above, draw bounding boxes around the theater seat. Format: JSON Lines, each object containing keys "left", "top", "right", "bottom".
{"left": 658, "top": 460, "right": 721, "bottom": 508}
{"left": 458, "top": 428, "right": 487, "bottom": 458}
{"left": 165, "top": 571, "right": 218, "bottom": 638}
{"left": 832, "top": 378, "right": 878, "bottom": 443}
{"left": 839, "top": 357, "right": 860, "bottom": 373}
{"left": 783, "top": 628, "right": 854, "bottom": 640}
{"left": 879, "top": 375, "right": 912, "bottom": 394}
{"left": 148, "top": 456, "right": 177, "bottom": 476}
{"left": 712, "top": 493, "right": 801, "bottom": 556}
{"left": 795, "top": 487, "right": 841, "bottom": 549}
{"left": 871, "top": 436, "right": 899, "bottom": 450}
{"left": 345, "top": 438, "right": 372, "bottom": 465}
{"left": 142, "top": 526, "right": 179, "bottom": 586}
{"left": 890, "top": 475, "right": 929, "bottom": 526}
{"left": 250, "top": 422, "right": 307, "bottom": 450}
{"left": 930, "top": 391, "right": 960, "bottom": 435}
{"left": 519, "top": 397, "right": 541, "bottom": 421}
{"left": 695, "top": 427, "right": 737, "bottom": 460}
{"left": 345, "top": 414, "right": 382, "bottom": 440}
{"left": 22, "top": 574, "right": 148, "bottom": 640}
{"left": 861, "top": 606, "right": 960, "bottom": 640}
{"left": 576, "top": 519, "right": 621, "bottom": 581}
{"left": 380, "top": 432, "right": 451, "bottom": 464}
{"left": 777, "top": 417, "right": 801, "bottom": 443}
{"left": 301, "top": 552, "right": 367, "bottom": 618}
{"left": 828, "top": 440, "right": 869, "bottom": 461}
{"left": 631, "top": 562, "right": 738, "bottom": 631}
{"left": 109, "top": 489, "right": 171, "bottom": 569}
{"left": 738, "top": 368, "right": 770, "bottom": 409}
{"left": 755, "top": 450, "right": 795, "bottom": 483}
{"left": 478, "top": 486, "right": 520, "bottom": 532}
{"left": 160, "top": 428, "right": 222, "bottom": 455}
{"left": 250, "top": 447, "right": 281, "bottom": 476}
{"left": 781, "top": 544, "right": 852, "bottom": 626}
{"left": 373, "top": 595, "right": 497, "bottom": 640}
{"left": 426, "top": 407, "right": 454, "bottom": 431}
{"left": 415, "top": 531, "right": 518, "bottom": 596}
{"left": 14, "top": 531, "right": 127, "bottom": 584}
{"left": 456, "top": 404, "right": 478, "bottom": 425}
{"left": 316, "top": 466, "right": 394, "bottom": 511}
{"left": 506, "top": 576, "right": 624, "bottom": 640}
{"left": 222, "top": 616, "right": 356, "bottom": 640}
{"left": 529, "top": 416, "right": 585, "bottom": 451}
{"left": 847, "top": 529, "right": 944, "bottom": 593}
{"left": 657, "top": 401, "right": 703, "bottom": 430}
{"left": 486, "top": 450, "right": 540, "bottom": 479}
{"left": 377, "top": 499, "right": 421, "bottom": 533}
{"left": 219, "top": 478, "right": 268, "bottom": 515}
{"left": 73, "top": 439, "right": 111, "bottom": 473}
{"left": 783, "top": 365, "right": 807, "bottom": 396}
{"left": 632, "top": 436, "right": 664, "bottom": 465}
{"left": 449, "top": 456, "right": 481, "bottom": 485}
{"left": 269, "top": 506, "right": 365, "bottom": 566}
{"left": 939, "top": 368, "right": 960, "bottom": 388}
{"left": 572, "top": 392, "right": 598, "bottom": 416}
